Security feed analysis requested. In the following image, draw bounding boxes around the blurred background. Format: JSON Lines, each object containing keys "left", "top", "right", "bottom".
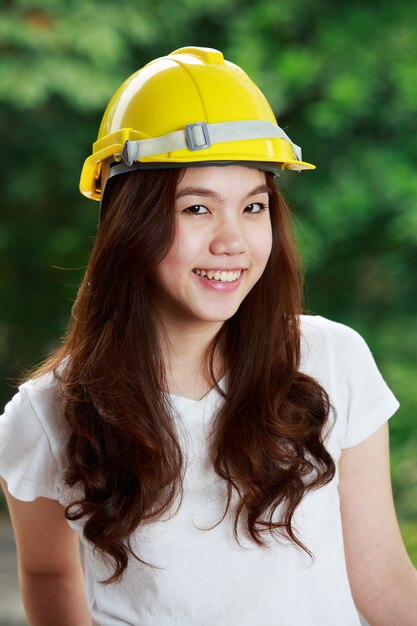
{"left": 0, "top": 0, "right": 416, "bottom": 622}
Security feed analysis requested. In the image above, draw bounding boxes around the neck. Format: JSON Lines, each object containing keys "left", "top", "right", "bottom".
{"left": 159, "top": 319, "right": 225, "bottom": 399}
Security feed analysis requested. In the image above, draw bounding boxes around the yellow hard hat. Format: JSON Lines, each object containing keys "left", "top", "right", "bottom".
{"left": 80, "top": 46, "right": 315, "bottom": 201}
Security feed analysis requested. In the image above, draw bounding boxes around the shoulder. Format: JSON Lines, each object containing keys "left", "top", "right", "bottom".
{"left": 299, "top": 313, "right": 365, "bottom": 344}
{"left": 299, "top": 314, "right": 377, "bottom": 372}
{"left": 0, "top": 368, "right": 68, "bottom": 474}
{"left": 299, "top": 315, "right": 399, "bottom": 450}
{"left": 299, "top": 314, "right": 368, "bottom": 372}
{"left": 18, "top": 370, "right": 65, "bottom": 434}
{"left": 19, "top": 368, "right": 64, "bottom": 418}
{"left": 0, "top": 368, "right": 67, "bottom": 501}
{"left": 299, "top": 313, "right": 393, "bottom": 391}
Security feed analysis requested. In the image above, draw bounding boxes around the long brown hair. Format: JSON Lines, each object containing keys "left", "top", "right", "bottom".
{"left": 33, "top": 167, "right": 335, "bottom": 583}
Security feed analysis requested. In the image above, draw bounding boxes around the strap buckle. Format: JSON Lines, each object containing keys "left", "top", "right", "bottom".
{"left": 185, "top": 122, "right": 211, "bottom": 151}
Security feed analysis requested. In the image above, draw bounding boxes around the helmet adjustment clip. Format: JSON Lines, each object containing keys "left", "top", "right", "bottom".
{"left": 185, "top": 122, "right": 211, "bottom": 151}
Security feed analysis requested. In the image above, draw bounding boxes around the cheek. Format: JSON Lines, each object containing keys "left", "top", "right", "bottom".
{"left": 154, "top": 227, "right": 200, "bottom": 280}
{"left": 152, "top": 238, "right": 181, "bottom": 289}
{"left": 252, "top": 225, "right": 273, "bottom": 269}
{"left": 174, "top": 226, "right": 205, "bottom": 268}
{"left": 154, "top": 250, "right": 176, "bottom": 280}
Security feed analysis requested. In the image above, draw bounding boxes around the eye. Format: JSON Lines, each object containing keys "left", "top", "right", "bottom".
{"left": 183, "top": 205, "right": 209, "bottom": 215}
{"left": 244, "top": 202, "right": 268, "bottom": 214}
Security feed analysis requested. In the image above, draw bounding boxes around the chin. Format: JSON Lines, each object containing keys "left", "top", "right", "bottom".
{"left": 197, "top": 308, "right": 240, "bottom": 324}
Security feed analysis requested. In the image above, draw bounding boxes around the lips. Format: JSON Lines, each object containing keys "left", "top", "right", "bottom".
{"left": 192, "top": 268, "right": 242, "bottom": 282}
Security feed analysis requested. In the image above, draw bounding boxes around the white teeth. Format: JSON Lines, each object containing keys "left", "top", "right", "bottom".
{"left": 193, "top": 269, "right": 242, "bottom": 282}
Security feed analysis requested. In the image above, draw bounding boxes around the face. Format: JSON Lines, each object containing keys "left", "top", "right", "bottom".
{"left": 151, "top": 165, "right": 273, "bottom": 332}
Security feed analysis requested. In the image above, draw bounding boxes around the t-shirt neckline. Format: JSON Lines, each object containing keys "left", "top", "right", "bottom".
{"left": 168, "top": 373, "right": 227, "bottom": 407}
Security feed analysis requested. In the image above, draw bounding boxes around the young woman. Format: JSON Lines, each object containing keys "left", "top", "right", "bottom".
{"left": 0, "top": 46, "right": 416, "bottom": 626}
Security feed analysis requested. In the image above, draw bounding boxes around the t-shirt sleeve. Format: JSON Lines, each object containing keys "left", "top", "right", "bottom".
{"left": 0, "top": 385, "right": 61, "bottom": 501}
{"left": 326, "top": 320, "right": 400, "bottom": 449}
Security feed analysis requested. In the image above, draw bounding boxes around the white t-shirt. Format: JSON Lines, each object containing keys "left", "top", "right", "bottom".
{"left": 0, "top": 315, "right": 400, "bottom": 626}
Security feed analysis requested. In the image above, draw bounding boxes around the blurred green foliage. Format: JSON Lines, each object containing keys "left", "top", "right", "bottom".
{"left": 0, "top": 0, "right": 416, "bottom": 559}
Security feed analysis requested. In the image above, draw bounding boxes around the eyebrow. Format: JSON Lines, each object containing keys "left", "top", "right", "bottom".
{"left": 175, "top": 183, "right": 270, "bottom": 201}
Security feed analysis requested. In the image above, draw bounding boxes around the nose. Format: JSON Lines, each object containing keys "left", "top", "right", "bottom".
{"left": 209, "top": 214, "right": 246, "bottom": 256}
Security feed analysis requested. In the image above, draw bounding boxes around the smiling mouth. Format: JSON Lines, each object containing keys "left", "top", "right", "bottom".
{"left": 192, "top": 269, "right": 242, "bottom": 282}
